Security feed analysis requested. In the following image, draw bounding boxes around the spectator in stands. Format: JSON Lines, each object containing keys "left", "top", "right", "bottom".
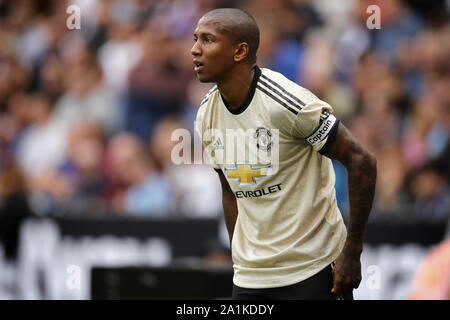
{"left": 53, "top": 42, "right": 121, "bottom": 137}
{"left": 0, "top": 92, "right": 31, "bottom": 154}
{"left": 373, "top": 145, "right": 411, "bottom": 220}
{"left": 180, "top": 78, "right": 215, "bottom": 133}
{"left": 409, "top": 161, "right": 450, "bottom": 223}
{"left": 36, "top": 52, "right": 65, "bottom": 104}
{"left": 106, "top": 132, "right": 174, "bottom": 217}
{"left": 150, "top": 117, "right": 222, "bottom": 218}
{"left": 371, "top": 0, "right": 423, "bottom": 64}
{"left": 0, "top": 54, "right": 30, "bottom": 112}
{"left": 0, "top": 0, "right": 447, "bottom": 224}
{"left": 14, "top": 92, "right": 68, "bottom": 214}
{"left": 123, "top": 20, "right": 191, "bottom": 139}
{"left": 241, "top": 0, "right": 307, "bottom": 83}
{"left": 55, "top": 121, "right": 109, "bottom": 215}
{"left": 97, "top": 16, "right": 143, "bottom": 94}
{"left": 0, "top": 160, "right": 34, "bottom": 261}
{"left": 401, "top": 92, "right": 441, "bottom": 171}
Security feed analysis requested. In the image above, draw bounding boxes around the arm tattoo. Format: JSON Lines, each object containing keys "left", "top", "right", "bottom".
{"left": 323, "top": 123, "right": 377, "bottom": 251}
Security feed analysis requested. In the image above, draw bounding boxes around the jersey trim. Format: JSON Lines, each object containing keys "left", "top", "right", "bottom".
{"left": 258, "top": 78, "right": 302, "bottom": 114}
{"left": 199, "top": 86, "right": 218, "bottom": 106}
{"left": 260, "top": 74, "right": 306, "bottom": 107}
{"left": 256, "top": 84, "right": 299, "bottom": 115}
{"left": 221, "top": 66, "right": 261, "bottom": 115}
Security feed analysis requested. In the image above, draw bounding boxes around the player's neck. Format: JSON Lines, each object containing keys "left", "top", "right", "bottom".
{"left": 217, "top": 65, "right": 255, "bottom": 110}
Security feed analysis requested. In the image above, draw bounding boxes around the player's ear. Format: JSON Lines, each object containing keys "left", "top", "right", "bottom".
{"left": 233, "top": 42, "right": 249, "bottom": 63}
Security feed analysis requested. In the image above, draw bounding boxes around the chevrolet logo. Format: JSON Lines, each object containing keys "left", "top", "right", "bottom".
{"left": 225, "top": 164, "right": 271, "bottom": 185}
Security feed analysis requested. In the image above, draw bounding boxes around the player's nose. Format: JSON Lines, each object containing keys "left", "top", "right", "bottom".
{"left": 190, "top": 41, "right": 201, "bottom": 56}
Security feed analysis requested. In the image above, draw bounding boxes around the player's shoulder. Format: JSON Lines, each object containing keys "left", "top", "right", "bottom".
{"left": 256, "top": 68, "right": 303, "bottom": 131}
{"left": 196, "top": 85, "right": 219, "bottom": 121}
{"left": 199, "top": 85, "right": 219, "bottom": 107}
{"left": 259, "top": 68, "right": 318, "bottom": 107}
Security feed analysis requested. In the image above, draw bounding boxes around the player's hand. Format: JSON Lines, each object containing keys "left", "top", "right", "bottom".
{"left": 331, "top": 243, "right": 362, "bottom": 298}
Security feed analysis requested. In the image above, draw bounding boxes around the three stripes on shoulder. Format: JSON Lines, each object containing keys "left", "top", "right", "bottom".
{"left": 257, "top": 74, "right": 304, "bottom": 115}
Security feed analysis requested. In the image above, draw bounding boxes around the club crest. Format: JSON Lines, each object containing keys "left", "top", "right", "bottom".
{"left": 254, "top": 127, "right": 272, "bottom": 151}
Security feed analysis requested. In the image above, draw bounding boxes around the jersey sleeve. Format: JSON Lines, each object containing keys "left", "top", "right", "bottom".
{"left": 290, "top": 94, "right": 340, "bottom": 154}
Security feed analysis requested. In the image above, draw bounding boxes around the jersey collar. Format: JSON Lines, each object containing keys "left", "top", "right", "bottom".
{"left": 220, "top": 66, "right": 261, "bottom": 115}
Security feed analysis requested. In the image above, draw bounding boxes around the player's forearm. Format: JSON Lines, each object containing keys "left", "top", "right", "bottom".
{"left": 222, "top": 190, "right": 239, "bottom": 245}
{"left": 324, "top": 123, "right": 377, "bottom": 254}
{"left": 345, "top": 149, "right": 377, "bottom": 253}
{"left": 217, "top": 171, "right": 239, "bottom": 245}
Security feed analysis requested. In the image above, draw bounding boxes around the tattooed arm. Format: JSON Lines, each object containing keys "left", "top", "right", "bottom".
{"left": 322, "top": 122, "right": 377, "bottom": 297}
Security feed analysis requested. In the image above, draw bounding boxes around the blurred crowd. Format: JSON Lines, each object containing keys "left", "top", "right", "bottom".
{"left": 0, "top": 0, "right": 449, "bottom": 225}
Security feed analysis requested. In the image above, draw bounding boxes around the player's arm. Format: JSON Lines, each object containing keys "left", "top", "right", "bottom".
{"left": 322, "top": 122, "right": 377, "bottom": 297}
{"left": 217, "top": 170, "right": 239, "bottom": 246}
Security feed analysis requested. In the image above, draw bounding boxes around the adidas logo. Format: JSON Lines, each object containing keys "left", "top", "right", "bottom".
{"left": 212, "top": 137, "right": 224, "bottom": 150}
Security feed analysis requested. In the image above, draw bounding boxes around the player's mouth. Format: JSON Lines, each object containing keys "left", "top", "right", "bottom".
{"left": 193, "top": 60, "right": 205, "bottom": 73}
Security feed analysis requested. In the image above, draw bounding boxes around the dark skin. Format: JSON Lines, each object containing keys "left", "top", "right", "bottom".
{"left": 191, "top": 15, "right": 377, "bottom": 298}
{"left": 191, "top": 16, "right": 254, "bottom": 109}
{"left": 323, "top": 125, "right": 377, "bottom": 297}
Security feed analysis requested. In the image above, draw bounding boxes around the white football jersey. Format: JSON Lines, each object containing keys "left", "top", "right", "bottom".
{"left": 195, "top": 67, "right": 347, "bottom": 289}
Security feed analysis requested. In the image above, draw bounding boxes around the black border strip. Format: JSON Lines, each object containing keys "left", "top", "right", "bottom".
{"left": 199, "top": 87, "right": 218, "bottom": 106}
{"left": 199, "top": 98, "right": 209, "bottom": 106}
{"left": 256, "top": 85, "right": 299, "bottom": 115}
{"left": 260, "top": 74, "right": 306, "bottom": 107}
{"left": 258, "top": 79, "right": 302, "bottom": 112}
